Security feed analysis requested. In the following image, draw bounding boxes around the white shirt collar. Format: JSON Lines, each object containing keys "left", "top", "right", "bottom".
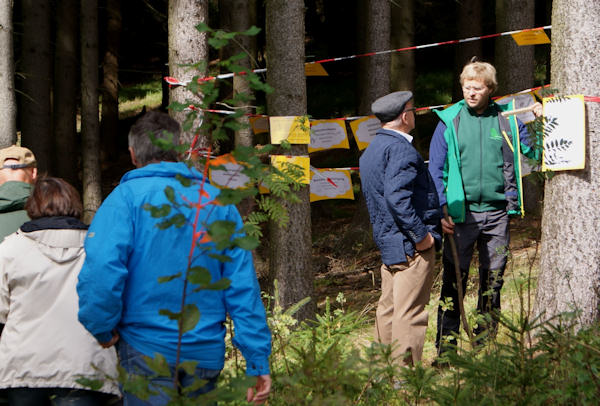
{"left": 385, "top": 128, "right": 413, "bottom": 143}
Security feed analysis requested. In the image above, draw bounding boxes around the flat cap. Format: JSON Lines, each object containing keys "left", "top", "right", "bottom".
{"left": 0, "top": 145, "right": 37, "bottom": 169}
{"left": 371, "top": 91, "right": 413, "bottom": 123}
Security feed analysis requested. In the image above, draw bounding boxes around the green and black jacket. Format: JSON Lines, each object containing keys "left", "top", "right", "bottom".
{"left": 428, "top": 99, "right": 539, "bottom": 223}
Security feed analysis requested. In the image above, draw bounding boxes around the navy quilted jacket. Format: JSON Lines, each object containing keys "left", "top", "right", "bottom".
{"left": 360, "top": 128, "right": 441, "bottom": 265}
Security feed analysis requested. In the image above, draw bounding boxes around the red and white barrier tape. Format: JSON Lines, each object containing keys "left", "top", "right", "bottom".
{"left": 308, "top": 26, "right": 551, "bottom": 65}
{"left": 165, "top": 25, "right": 551, "bottom": 86}
{"left": 179, "top": 84, "right": 553, "bottom": 119}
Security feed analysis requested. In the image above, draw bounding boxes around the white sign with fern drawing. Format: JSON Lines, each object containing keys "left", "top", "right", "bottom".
{"left": 542, "top": 94, "right": 586, "bottom": 171}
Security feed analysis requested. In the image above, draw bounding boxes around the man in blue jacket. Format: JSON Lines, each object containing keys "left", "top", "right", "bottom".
{"left": 77, "top": 111, "right": 271, "bottom": 405}
{"left": 428, "top": 61, "right": 541, "bottom": 357}
{"left": 360, "top": 91, "right": 441, "bottom": 367}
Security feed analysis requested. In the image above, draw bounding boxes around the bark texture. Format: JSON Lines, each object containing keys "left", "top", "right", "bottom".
{"left": 54, "top": 0, "right": 79, "bottom": 186}
{"left": 266, "top": 0, "right": 314, "bottom": 321}
{"left": 495, "top": 0, "right": 541, "bottom": 216}
{"left": 357, "top": 0, "right": 390, "bottom": 114}
{"left": 81, "top": 0, "right": 102, "bottom": 223}
{"left": 535, "top": 1, "right": 600, "bottom": 328}
{"left": 101, "top": 0, "right": 121, "bottom": 162}
{"left": 494, "top": 0, "right": 535, "bottom": 95}
{"left": 168, "top": 0, "right": 208, "bottom": 147}
{"left": 20, "top": 0, "right": 52, "bottom": 171}
{"left": 220, "top": 0, "right": 257, "bottom": 218}
{"left": 340, "top": 0, "right": 390, "bottom": 256}
{"left": 0, "top": 0, "right": 16, "bottom": 147}
{"left": 453, "top": 0, "right": 482, "bottom": 100}
{"left": 220, "top": 0, "right": 257, "bottom": 148}
{"left": 390, "top": 0, "right": 414, "bottom": 92}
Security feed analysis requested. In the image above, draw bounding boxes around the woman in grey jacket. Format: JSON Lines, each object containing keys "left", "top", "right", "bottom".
{"left": 0, "top": 177, "right": 119, "bottom": 405}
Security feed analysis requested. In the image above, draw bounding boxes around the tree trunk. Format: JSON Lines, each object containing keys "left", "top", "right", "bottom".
{"left": 20, "top": 0, "right": 52, "bottom": 171}
{"left": 453, "top": 0, "right": 482, "bottom": 101}
{"left": 535, "top": 1, "right": 600, "bottom": 328}
{"left": 220, "top": 0, "right": 257, "bottom": 217}
{"left": 494, "top": 0, "right": 535, "bottom": 95}
{"left": 100, "top": 0, "right": 121, "bottom": 162}
{"left": 168, "top": 0, "right": 208, "bottom": 148}
{"left": 54, "top": 0, "right": 79, "bottom": 186}
{"left": 340, "top": 0, "right": 390, "bottom": 256}
{"left": 495, "top": 0, "right": 541, "bottom": 216}
{"left": 220, "top": 0, "right": 257, "bottom": 148}
{"left": 81, "top": 0, "right": 102, "bottom": 223}
{"left": 390, "top": 0, "right": 414, "bottom": 92}
{"left": 544, "top": 0, "right": 552, "bottom": 84}
{"left": 0, "top": 0, "right": 16, "bottom": 147}
{"left": 357, "top": 0, "right": 390, "bottom": 114}
{"left": 266, "top": 0, "right": 314, "bottom": 321}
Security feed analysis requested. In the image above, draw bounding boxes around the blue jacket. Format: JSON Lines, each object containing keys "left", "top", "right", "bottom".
{"left": 77, "top": 162, "right": 271, "bottom": 376}
{"left": 359, "top": 128, "right": 441, "bottom": 265}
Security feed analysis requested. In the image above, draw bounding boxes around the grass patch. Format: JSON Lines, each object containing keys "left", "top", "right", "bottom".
{"left": 119, "top": 80, "right": 162, "bottom": 117}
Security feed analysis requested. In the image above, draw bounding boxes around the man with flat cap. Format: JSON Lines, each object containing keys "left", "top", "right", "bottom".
{"left": 0, "top": 145, "right": 38, "bottom": 242}
{"left": 360, "top": 91, "right": 441, "bottom": 367}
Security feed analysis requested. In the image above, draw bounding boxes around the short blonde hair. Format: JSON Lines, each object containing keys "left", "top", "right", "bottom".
{"left": 460, "top": 61, "right": 498, "bottom": 93}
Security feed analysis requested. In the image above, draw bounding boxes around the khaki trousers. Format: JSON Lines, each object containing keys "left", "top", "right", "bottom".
{"left": 375, "top": 246, "right": 435, "bottom": 366}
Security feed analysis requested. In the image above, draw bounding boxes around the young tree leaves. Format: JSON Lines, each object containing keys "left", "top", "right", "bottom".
{"left": 178, "top": 360, "right": 197, "bottom": 376}
{"left": 144, "top": 353, "right": 171, "bottom": 377}
{"left": 175, "top": 173, "right": 192, "bottom": 187}
{"left": 188, "top": 266, "right": 212, "bottom": 286}
{"left": 143, "top": 203, "right": 171, "bottom": 218}
{"left": 75, "top": 377, "right": 104, "bottom": 392}
{"left": 181, "top": 304, "right": 200, "bottom": 334}
{"left": 158, "top": 272, "right": 182, "bottom": 284}
{"left": 233, "top": 235, "right": 259, "bottom": 251}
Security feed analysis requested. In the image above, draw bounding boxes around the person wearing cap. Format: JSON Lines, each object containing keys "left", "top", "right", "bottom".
{"left": 0, "top": 145, "right": 38, "bottom": 242}
{"left": 428, "top": 61, "right": 542, "bottom": 359}
{"left": 359, "top": 91, "right": 441, "bottom": 367}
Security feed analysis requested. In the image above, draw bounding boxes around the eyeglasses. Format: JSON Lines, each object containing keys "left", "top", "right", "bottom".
{"left": 462, "top": 86, "right": 488, "bottom": 94}
{"left": 404, "top": 107, "right": 416, "bottom": 113}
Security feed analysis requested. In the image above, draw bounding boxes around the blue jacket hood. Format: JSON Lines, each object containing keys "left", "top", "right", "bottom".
{"left": 121, "top": 161, "right": 206, "bottom": 185}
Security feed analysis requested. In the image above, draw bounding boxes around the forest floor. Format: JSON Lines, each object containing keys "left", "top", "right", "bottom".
{"left": 111, "top": 103, "right": 544, "bottom": 366}
{"left": 307, "top": 200, "right": 543, "bottom": 364}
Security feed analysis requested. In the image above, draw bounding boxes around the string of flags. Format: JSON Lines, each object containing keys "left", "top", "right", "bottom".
{"left": 207, "top": 88, "right": 596, "bottom": 202}
{"left": 247, "top": 84, "right": 551, "bottom": 154}
{"left": 303, "top": 26, "right": 551, "bottom": 69}
{"left": 164, "top": 25, "right": 551, "bottom": 85}
{"left": 167, "top": 24, "right": 593, "bottom": 202}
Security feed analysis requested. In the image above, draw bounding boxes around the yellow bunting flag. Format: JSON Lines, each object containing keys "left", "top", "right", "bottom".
{"left": 249, "top": 116, "right": 269, "bottom": 134}
{"left": 305, "top": 63, "right": 328, "bottom": 76}
{"left": 269, "top": 116, "right": 310, "bottom": 144}
{"left": 309, "top": 119, "right": 349, "bottom": 153}
{"left": 258, "top": 182, "right": 270, "bottom": 194}
{"left": 310, "top": 169, "right": 354, "bottom": 202}
{"left": 349, "top": 116, "right": 381, "bottom": 150}
{"left": 271, "top": 155, "right": 311, "bottom": 184}
{"left": 511, "top": 29, "right": 550, "bottom": 46}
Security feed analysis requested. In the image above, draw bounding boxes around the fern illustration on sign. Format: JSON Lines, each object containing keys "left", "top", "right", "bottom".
{"left": 541, "top": 95, "right": 586, "bottom": 171}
